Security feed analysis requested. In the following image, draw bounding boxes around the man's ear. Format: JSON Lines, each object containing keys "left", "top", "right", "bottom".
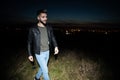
{"left": 37, "top": 16, "right": 40, "bottom": 20}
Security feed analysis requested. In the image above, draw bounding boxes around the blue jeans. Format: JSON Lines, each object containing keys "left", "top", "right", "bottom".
{"left": 35, "top": 50, "right": 50, "bottom": 80}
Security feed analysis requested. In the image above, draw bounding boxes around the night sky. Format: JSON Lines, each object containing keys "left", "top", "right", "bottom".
{"left": 0, "top": 0, "right": 120, "bottom": 24}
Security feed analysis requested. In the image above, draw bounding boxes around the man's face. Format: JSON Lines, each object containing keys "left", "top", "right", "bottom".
{"left": 37, "top": 13, "right": 47, "bottom": 24}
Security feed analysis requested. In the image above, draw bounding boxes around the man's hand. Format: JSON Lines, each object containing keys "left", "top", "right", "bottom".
{"left": 28, "top": 56, "right": 34, "bottom": 62}
{"left": 54, "top": 47, "right": 59, "bottom": 55}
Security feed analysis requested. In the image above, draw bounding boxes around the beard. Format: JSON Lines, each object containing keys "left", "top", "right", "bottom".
{"left": 39, "top": 20, "right": 47, "bottom": 26}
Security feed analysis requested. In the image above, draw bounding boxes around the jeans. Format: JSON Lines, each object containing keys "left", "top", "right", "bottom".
{"left": 35, "top": 50, "right": 50, "bottom": 80}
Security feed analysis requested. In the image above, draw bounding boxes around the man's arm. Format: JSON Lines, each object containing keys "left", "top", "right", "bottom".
{"left": 50, "top": 26, "right": 59, "bottom": 54}
{"left": 27, "top": 28, "right": 34, "bottom": 62}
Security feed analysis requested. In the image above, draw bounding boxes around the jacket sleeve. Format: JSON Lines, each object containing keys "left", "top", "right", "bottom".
{"left": 27, "top": 28, "right": 33, "bottom": 56}
{"left": 50, "top": 26, "right": 58, "bottom": 47}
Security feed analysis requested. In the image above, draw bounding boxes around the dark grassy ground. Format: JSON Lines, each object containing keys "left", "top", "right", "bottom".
{"left": 0, "top": 27, "right": 120, "bottom": 80}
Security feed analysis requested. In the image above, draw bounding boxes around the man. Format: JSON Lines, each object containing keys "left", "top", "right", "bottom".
{"left": 27, "top": 9, "right": 59, "bottom": 80}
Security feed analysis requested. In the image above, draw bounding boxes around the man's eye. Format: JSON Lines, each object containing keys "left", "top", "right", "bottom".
{"left": 42, "top": 16, "right": 45, "bottom": 18}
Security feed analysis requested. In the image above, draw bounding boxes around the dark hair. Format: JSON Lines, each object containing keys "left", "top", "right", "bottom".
{"left": 36, "top": 9, "right": 47, "bottom": 16}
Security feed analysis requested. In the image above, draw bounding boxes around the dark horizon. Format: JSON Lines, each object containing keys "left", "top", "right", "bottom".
{"left": 0, "top": 21, "right": 120, "bottom": 32}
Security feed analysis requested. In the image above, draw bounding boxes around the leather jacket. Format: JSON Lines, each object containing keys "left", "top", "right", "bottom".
{"left": 27, "top": 25, "right": 58, "bottom": 56}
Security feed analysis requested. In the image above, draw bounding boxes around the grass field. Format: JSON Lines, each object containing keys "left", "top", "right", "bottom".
{"left": 2, "top": 47, "right": 114, "bottom": 80}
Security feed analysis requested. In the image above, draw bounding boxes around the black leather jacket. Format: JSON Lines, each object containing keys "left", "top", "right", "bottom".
{"left": 27, "top": 25, "right": 58, "bottom": 56}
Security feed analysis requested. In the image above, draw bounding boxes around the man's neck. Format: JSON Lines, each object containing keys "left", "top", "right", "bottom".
{"left": 37, "top": 22, "right": 45, "bottom": 27}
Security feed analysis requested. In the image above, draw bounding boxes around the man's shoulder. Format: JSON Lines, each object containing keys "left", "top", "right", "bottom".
{"left": 46, "top": 24, "right": 53, "bottom": 29}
